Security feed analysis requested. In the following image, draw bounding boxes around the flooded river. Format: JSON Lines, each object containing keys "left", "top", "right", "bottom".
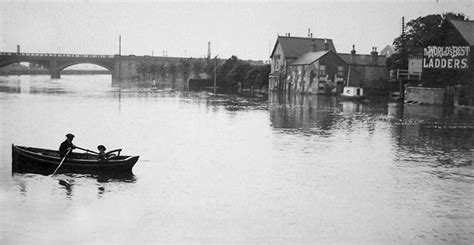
{"left": 1, "top": 75, "right": 473, "bottom": 244}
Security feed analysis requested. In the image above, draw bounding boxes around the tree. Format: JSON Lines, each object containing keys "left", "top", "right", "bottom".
{"left": 136, "top": 63, "right": 148, "bottom": 80}
{"left": 245, "top": 68, "right": 260, "bottom": 93}
{"left": 388, "top": 12, "right": 468, "bottom": 70}
{"left": 226, "top": 61, "right": 252, "bottom": 93}
{"left": 192, "top": 58, "right": 204, "bottom": 77}
{"left": 204, "top": 55, "right": 218, "bottom": 79}
{"left": 216, "top": 56, "right": 239, "bottom": 93}
{"left": 156, "top": 62, "right": 166, "bottom": 81}
{"left": 179, "top": 58, "right": 192, "bottom": 78}
{"left": 168, "top": 63, "right": 177, "bottom": 82}
{"left": 257, "top": 65, "right": 270, "bottom": 92}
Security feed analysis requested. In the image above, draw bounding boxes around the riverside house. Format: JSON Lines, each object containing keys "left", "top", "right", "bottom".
{"left": 286, "top": 50, "right": 361, "bottom": 94}
{"left": 269, "top": 34, "right": 388, "bottom": 95}
{"left": 268, "top": 34, "right": 337, "bottom": 92}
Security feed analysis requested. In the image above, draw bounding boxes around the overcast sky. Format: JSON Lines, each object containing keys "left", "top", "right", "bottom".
{"left": 1, "top": 0, "right": 473, "bottom": 61}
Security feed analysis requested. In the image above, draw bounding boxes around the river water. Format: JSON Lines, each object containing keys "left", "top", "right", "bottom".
{"left": 1, "top": 75, "right": 473, "bottom": 244}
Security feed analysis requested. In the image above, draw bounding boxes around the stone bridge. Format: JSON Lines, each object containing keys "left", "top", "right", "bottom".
{"left": 0, "top": 52, "right": 192, "bottom": 81}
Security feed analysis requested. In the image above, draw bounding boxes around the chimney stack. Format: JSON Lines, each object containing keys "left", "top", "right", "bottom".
{"left": 17, "top": 45, "right": 20, "bottom": 54}
{"left": 308, "top": 28, "right": 311, "bottom": 37}
{"left": 208, "top": 42, "right": 211, "bottom": 59}
{"left": 324, "top": 39, "right": 329, "bottom": 50}
{"left": 371, "top": 47, "right": 378, "bottom": 65}
{"left": 311, "top": 39, "right": 317, "bottom": 52}
{"left": 350, "top": 45, "right": 356, "bottom": 63}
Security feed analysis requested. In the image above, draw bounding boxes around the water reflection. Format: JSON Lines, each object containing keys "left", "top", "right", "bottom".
{"left": 12, "top": 172, "right": 136, "bottom": 200}
{"left": 269, "top": 92, "right": 473, "bottom": 179}
{"left": 269, "top": 92, "right": 339, "bottom": 130}
{"left": 2, "top": 76, "right": 474, "bottom": 243}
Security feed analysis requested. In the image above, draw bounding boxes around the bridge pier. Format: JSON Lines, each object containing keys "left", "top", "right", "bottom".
{"left": 51, "top": 71, "right": 61, "bottom": 79}
{"left": 49, "top": 60, "right": 60, "bottom": 79}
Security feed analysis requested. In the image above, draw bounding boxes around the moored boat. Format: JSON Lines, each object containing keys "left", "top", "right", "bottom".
{"left": 341, "top": 45, "right": 367, "bottom": 101}
{"left": 12, "top": 144, "right": 139, "bottom": 175}
{"left": 341, "top": 86, "right": 366, "bottom": 100}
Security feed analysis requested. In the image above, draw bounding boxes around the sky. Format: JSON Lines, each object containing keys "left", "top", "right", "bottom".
{"left": 1, "top": 0, "right": 473, "bottom": 61}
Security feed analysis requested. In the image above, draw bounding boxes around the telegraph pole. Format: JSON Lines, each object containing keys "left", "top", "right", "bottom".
{"left": 400, "top": 17, "right": 406, "bottom": 100}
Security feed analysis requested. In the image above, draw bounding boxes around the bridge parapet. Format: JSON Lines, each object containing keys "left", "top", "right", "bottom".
{"left": 0, "top": 52, "right": 114, "bottom": 59}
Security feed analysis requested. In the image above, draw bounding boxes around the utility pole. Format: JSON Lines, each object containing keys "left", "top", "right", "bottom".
{"left": 213, "top": 55, "right": 219, "bottom": 94}
{"left": 118, "top": 34, "right": 122, "bottom": 81}
{"left": 400, "top": 17, "right": 406, "bottom": 100}
{"left": 214, "top": 58, "right": 217, "bottom": 94}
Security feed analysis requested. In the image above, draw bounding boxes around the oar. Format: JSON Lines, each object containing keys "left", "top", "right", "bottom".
{"left": 52, "top": 148, "right": 71, "bottom": 176}
{"left": 75, "top": 146, "right": 99, "bottom": 155}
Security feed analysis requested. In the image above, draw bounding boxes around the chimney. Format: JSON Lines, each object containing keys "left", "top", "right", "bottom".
{"left": 207, "top": 42, "right": 211, "bottom": 59}
{"left": 311, "top": 39, "right": 317, "bottom": 52}
{"left": 311, "top": 33, "right": 313, "bottom": 38}
{"left": 308, "top": 28, "right": 311, "bottom": 37}
{"left": 350, "top": 45, "right": 356, "bottom": 64}
{"left": 371, "top": 47, "right": 378, "bottom": 65}
{"left": 17, "top": 45, "right": 20, "bottom": 54}
{"left": 324, "top": 39, "right": 329, "bottom": 50}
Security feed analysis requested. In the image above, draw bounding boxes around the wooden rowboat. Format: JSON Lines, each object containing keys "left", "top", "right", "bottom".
{"left": 12, "top": 144, "right": 139, "bottom": 175}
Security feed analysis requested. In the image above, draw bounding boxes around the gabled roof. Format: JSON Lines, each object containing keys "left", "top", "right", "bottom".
{"left": 338, "top": 53, "right": 387, "bottom": 66}
{"left": 379, "top": 45, "right": 396, "bottom": 57}
{"left": 291, "top": 51, "right": 330, "bottom": 65}
{"left": 270, "top": 36, "right": 337, "bottom": 58}
{"left": 449, "top": 19, "right": 474, "bottom": 46}
{"left": 290, "top": 50, "right": 348, "bottom": 66}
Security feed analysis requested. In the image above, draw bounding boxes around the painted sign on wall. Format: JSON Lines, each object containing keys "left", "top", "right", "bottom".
{"left": 423, "top": 46, "right": 470, "bottom": 69}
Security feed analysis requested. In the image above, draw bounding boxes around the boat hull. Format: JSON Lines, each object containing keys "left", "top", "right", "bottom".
{"left": 340, "top": 95, "right": 367, "bottom": 101}
{"left": 12, "top": 145, "right": 139, "bottom": 175}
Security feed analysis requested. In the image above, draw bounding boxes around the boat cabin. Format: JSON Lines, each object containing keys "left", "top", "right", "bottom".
{"left": 342, "top": 86, "right": 364, "bottom": 97}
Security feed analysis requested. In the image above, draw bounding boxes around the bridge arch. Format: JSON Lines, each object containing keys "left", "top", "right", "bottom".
{"left": 0, "top": 59, "right": 50, "bottom": 70}
{"left": 57, "top": 61, "right": 113, "bottom": 74}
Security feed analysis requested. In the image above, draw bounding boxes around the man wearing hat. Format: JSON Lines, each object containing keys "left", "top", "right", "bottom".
{"left": 59, "top": 133, "right": 76, "bottom": 158}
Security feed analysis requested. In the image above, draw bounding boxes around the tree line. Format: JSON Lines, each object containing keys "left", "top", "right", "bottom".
{"left": 135, "top": 55, "right": 270, "bottom": 94}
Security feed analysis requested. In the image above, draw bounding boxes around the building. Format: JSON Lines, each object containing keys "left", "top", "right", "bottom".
{"left": 269, "top": 34, "right": 389, "bottom": 95}
{"left": 420, "top": 19, "right": 474, "bottom": 106}
{"left": 380, "top": 45, "right": 396, "bottom": 57}
{"left": 339, "top": 46, "right": 389, "bottom": 90}
{"left": 269, "top": 34, "right": 337, "bottom": 92}
{"left": 286, "top": 50, "right": 361, "bottom": 94}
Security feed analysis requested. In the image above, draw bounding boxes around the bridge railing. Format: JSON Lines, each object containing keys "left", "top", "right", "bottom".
{"left": 0, "top": 52, "right": 114, "bottom": 59}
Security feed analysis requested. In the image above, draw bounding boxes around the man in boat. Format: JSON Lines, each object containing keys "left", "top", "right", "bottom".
{"left": 59, "top": 133, "right": 76, "bottom": 158}
{"left": 97, "top": 145, "right": 108, "bottom": 161}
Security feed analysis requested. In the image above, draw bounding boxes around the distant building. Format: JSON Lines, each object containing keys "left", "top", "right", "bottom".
{"left": 339, "top": 46, "right": 389, "bottom": 89}
{"left": 268, "top": 34, "right": 337, "bottom": 92}
{"left": 380, "top": 45, "right": 396, "bottom": 57}
{"left": 269, "top": 34, "right": 389, "bottom": 94}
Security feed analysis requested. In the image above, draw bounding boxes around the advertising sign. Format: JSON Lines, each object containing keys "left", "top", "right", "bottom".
{"left": 423, "top": 46, "right": 470, "bottom": 69}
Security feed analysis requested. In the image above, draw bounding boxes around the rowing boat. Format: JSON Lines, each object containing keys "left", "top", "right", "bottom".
{"left": 12, "top": 144, "right": 139, "bottom": 175}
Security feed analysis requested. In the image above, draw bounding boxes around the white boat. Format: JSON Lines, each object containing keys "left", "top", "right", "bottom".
{"left": 341, "top": 86, "right": 366, "bottom": 100}
{"left": 341, "top": 48, "right": 366, "bottom": 100}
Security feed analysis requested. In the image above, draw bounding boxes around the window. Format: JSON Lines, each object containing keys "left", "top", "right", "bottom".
{"left": 337, "top": 66, "right": 344, "bottom": 77}
{"left": 319, "top": 65, "right": 326, "bottom": 76}
{"left": 274, "top": 58, "right": 280, "bottom": 71}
